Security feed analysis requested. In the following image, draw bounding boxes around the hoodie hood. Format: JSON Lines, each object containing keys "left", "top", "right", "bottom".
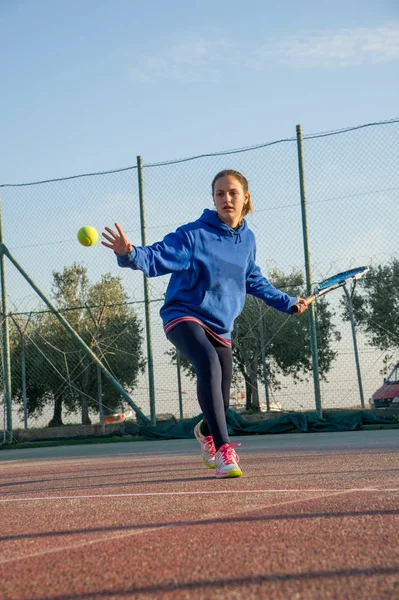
{"left": 198, "top": 208, "right": 248, "bottom": 233}
{"left": 198, "top": 208, "right": 247, "bottom": 244}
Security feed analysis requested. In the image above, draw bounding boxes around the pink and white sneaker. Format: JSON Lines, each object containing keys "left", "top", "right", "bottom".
{"left": 194, "top": 420, "right": 216, "bottom": 469}
{"left": 215, "top": 443, "right": 242, "bottom": 478}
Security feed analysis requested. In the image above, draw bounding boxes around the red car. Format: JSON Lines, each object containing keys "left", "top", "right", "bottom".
{"left": 369, "top": 363, "right": 399, "bottom": 408}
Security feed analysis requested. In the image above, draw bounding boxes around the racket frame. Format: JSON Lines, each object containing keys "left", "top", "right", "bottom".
{"left": 292, "top": 266, "right": 369, "bottom": 313}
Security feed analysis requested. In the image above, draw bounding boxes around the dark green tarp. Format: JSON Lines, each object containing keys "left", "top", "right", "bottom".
{"left": 4, "top": 409, "right": 396, "bottom": 447}
{"left": 137, "top": 409, "right": 398, "bottom": 440}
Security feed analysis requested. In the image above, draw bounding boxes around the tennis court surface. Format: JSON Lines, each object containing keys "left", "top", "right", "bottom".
{"left": 1, "top": 430, "right": 398, "bottom": 600}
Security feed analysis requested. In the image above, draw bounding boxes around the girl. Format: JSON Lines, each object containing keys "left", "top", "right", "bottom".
{"left": 101, "top": 170, "right": 308, "bottom": 479}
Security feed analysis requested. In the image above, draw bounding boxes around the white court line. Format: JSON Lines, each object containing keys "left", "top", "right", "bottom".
{"left": 0, "top": 451, "right": 189, "bottom": 462}
{"left": 0, "top": 451, "right": 202, "bottom": 466}
{"left": 1, "top": 487, "right": 398, "bottom": 503}
{"left": 0, "top": 527, "right": 161, "bottom": 565}
{"left": 1, "top": 446, "right": 396, "bottom": 465}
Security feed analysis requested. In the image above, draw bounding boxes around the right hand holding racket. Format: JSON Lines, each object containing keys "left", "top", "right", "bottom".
{"left": 101, "top": 223, "right": 133, "bottom": 256}
{"left": 292, "top": 297, "right": 309, "bottom": 314}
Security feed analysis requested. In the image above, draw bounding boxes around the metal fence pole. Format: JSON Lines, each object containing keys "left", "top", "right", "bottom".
{"left": 176, "top": 351, "right": 183, "bottom": 420}
{"left": 343, "top": 285, "right": 365, "bottom": 409}
{"left": 296, "top": 125, "right": 322, "bottom": 415}
{"left": 85, "top": 305, "right": 104, "bottom": 424}
{"left": 10, "top": 316, "right": 29, "bottom": 429}
{"left": 0, "top": 200, "right": 13, "bottom": 441}
{"left": 136, "top": 156, "right": 156, "bottom": 426}
{"left": 257, "top": 299, "right": 270, "bottom": 412}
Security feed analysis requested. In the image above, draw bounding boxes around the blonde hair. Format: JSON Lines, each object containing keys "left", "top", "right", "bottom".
{"left": 211, "top": 170, "right": 253, "bottom": 223}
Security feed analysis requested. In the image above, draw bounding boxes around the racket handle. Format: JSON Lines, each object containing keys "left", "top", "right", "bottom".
{"left": 292, "top": 294, "right": 316, "bottom": 314}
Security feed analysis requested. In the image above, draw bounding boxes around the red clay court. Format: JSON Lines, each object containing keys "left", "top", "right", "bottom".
{"left": 0, "top": 430, "right": 398, "bottom": 600}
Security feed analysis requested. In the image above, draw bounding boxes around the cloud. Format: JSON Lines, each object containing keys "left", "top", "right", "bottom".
{"left": 129, "top": 24, "right": 399, "bottom": 82}
{"left": 129, "top": 38, "right": 237, "bottom": 83}
{"left": 255, "top": 24, "right": 399, "bottom": 69}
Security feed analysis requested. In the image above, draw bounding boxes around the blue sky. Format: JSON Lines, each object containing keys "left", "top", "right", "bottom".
{"left": 1, "top": 0, "right": 399, "bottom": 183}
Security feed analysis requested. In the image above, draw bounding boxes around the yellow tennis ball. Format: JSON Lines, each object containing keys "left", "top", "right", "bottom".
{"left": 77, "top": 226, "right": 98, "bottom": 247}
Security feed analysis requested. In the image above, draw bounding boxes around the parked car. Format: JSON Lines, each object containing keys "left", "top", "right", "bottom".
{"left": 369, "top": 363, "right": 399, "bottom": 408}
{"left": 102, "top": 401, "right": 135, "bottom": 424}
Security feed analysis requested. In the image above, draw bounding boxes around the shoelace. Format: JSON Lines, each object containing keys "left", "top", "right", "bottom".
{"left": 202, "top": 436, "right": 216, "bottom": 457}
{"left": 218, "top": 442, "right": 241, "bottom": 464}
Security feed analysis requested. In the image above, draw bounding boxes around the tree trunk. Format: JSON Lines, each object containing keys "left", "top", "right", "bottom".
{"left": 245, "top": 375, "right": 252, "bottom": 410}
{"left": 81, "top": 397, "right": 91, "bottom": 425}
{"left": 49, "top": 396, "right": 63, "bottom": 427}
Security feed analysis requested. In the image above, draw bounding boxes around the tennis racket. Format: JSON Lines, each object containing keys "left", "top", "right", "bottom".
{"left": 292, "top": 266, "right": 369, "bottom": 313}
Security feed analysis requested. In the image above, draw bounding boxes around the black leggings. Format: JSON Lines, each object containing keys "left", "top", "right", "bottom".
{"left": 166, "top": 321, "right": 232, "bottom": 450}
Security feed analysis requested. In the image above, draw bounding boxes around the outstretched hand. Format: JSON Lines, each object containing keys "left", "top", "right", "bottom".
{"left": 292, "top": 297, "right": 308, "bottom": 315}
{"left": 101, "top": 223, "right": 133, "bottom": 256}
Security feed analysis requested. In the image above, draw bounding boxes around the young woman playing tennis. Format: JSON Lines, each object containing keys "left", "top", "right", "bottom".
{"left": 102, "top": 170, "right": 308, "bottom": 478}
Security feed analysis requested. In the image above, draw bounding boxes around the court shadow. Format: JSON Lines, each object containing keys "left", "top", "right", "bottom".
{"left": 2, "top": 508, "right": 398, "bottom": 543}
{"left": 0, "top": 467, "right": 202, "bottom": 490}
{"left": 39, "top": 566, "right": 399, "bottom": 599}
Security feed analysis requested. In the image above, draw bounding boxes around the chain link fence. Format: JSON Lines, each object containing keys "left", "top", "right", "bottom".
{"left": 1, "top": 119, "right": 398, "bottom": 436}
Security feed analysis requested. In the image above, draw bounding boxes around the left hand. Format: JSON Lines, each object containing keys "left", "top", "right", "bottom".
{"left": 101, "top": 223, "right": 133, "bottom": 256}
{"left": 292, "top": 297, "right": 308, "bottom": 314}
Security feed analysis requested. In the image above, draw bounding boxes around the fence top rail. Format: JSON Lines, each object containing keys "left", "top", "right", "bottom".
{"left": 1, "top": 118, "right": 398, "bottom": 189}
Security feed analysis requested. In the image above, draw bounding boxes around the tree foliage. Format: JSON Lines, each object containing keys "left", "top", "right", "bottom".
{"left": 340, "top": 259, "right": 399, "bottom": 372}
{"left": 10, "top": 263, "right": 145, "bottom": 427}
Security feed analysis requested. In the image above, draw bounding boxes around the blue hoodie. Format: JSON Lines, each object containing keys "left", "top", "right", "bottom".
{"left": 117, "top": 209, "right": 298, "bottom": 340}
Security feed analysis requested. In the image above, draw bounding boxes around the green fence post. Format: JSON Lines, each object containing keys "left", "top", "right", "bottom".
{"left": 0, "top": 201, "right": 13, "bottom": 442}
{"left": 257, "top": 298, "right": 270, "bottom": 412}
{"left": 85, "top": 305, "right": 104, "bottom": 424}
{"left": 10, "top": 315, "right": 29, "bottom": 430}
{"left": 296, "top": 125, "right": 322, "bottom": 415}
{"left": 137, "top": 156, "right": 156, "bottom": 426}
{"left": 176, "top": 351, "right": 183, "bottom": 421}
